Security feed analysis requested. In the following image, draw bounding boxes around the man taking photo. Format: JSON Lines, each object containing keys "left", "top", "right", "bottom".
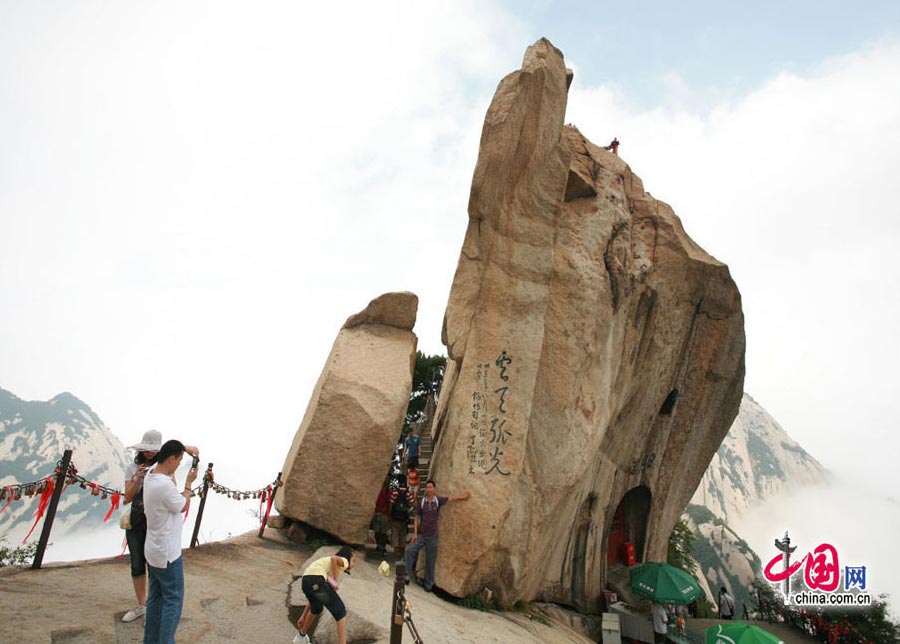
{"left": 142, "top": 439, "right": 199, "bottom": 644}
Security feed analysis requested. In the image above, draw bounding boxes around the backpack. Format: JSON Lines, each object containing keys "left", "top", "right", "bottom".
{"left": 391, "top": 487, "right": 411, "bottom": 521}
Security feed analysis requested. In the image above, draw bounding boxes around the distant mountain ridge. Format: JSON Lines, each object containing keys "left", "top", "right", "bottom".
{"left": 685, "top": 393, "right": 829, "bottom": 614}
{"left": 690, "top": 393, "right": 828, "bottom": 525}
{"left": 0, "top": 387, "right": 129, "bottom": 541}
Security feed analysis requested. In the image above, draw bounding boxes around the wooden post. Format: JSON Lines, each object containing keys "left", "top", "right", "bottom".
{"left": 390, "top": 560, "right": 406, "bottom": 644}
{"left": 190, "top": 463, "right": 213, "bottom": 548}
{"left": 258, "top": 472, "right": 282, "bottom": 538}
{"left": 32, "top": 449, "right": 72, "bottom": 569}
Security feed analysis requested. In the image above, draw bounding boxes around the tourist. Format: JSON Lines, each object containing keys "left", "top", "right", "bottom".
{"left": 718, "top": 586, "right": 735, "bottom": 620}
{"left": 121, "top": 430, "right": 197, "bottom": 624}
{"left": 688, "top": 599, "right": 699, "bottom": 618}
{"left": 407, "top": 465, "right": 420, "bottom": 490}
{"left": 674, "top": 604, "right": 687, "bottom": 636}
{"left": 142, "top": 439, "right": 199, "bottom": 644}
{"left": 389, "top": 474, "right": 416, "bottom": 557}
{"left": 372, "top": 482, "right": 390, "bottom": 556}
{"left": 405, "top": 479, "right": 471, "bottom": 592}
{"left": 404, "top": 427, "right": 420, "bottom": 471}
{"left": 650, "top": 602, "right": 668, "bottom": 644}
{"left": 294, "top": 546, "right": 356, "bottom": 644}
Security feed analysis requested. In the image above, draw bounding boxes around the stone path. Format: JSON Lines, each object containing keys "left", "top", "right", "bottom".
{"left": 1, "top": 531, "right": 303, "bottom": 644}
{"left": 0, "top": 530, "right": 596, "bottom": 644}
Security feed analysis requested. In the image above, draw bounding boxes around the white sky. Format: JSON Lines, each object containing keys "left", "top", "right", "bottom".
{"left": 1, "top": 0, "right": 898, "bottom": 564}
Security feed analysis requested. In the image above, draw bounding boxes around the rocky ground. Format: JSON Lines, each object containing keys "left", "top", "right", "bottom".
{"left": 0, "top": 530, "right": 592, "bottom": 644}
{"left": 0, "top": 527, "right": 826, "bottom": 644}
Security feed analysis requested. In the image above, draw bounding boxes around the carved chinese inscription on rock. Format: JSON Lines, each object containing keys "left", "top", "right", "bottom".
{"left": 468, "top": 352, "right": 514, "bottom": 476}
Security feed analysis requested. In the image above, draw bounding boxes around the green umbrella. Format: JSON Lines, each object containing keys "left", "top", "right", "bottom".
{"left": 705, "top": 622, "right": 783, "bottom": 644}
{"left": 628, "top": 562, "right": 702, "bottom": 604}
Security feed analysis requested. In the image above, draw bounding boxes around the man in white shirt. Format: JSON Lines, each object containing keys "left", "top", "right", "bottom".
{"left": 142, "top": 439, "right": 198, "bottom": 644}
{"left": 718, "top": 587, "right": 735, "bottom": 620}
{"left": 650, "top": 602, "right": 668, "bottom": 644}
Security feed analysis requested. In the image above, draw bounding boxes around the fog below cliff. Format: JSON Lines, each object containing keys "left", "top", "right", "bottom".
{"left": 735, "top": 475, "right": 900, "bottom": 620}
{"left": 33, "top": 500, "right": 262, "bottom": 565}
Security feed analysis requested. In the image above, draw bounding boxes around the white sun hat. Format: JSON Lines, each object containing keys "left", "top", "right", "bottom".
{"left": 130, "top": 429, "right": 163, "bottom": 452}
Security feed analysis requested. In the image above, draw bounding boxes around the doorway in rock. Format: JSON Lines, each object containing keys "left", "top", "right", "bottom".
{"left": 606, "top": 485, "right": 651, "bottom": 566}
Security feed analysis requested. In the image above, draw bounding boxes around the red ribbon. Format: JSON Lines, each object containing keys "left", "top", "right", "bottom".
{"left": 258, "top": 489, "right": 267, "bottom": 522}
{"left": 103, "top": 491, "right": 121, "bottom": 523}
{"left": 23, "top": 477, "right": 55, "bottom": 543}
{"left": 262, "top": 485, "right": 275, "bottom": 527}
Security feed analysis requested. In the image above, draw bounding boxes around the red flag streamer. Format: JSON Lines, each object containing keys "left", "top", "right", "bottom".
{"left": 258, "top": 489, "right": 267, "bottom": 522}
{"left": 262, "top": 485, "right": 275, "bottom": 528}
{"left": 0, "top": 487, "right": 13, "bottom": 515}
{"left": 182, "top": 496, "right": 191, "bottom": 524}
{"left": 103, "top": 491, "right": 121, "bottom": 523}
{"left": 23, "top": 477, "right": 56, "bottom": 543}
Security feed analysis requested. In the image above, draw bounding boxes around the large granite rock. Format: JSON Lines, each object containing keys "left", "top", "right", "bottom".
{"left": 275, "top": 292, "right": 418, "bottom": 543}
{"left": 428, "top": 39, "right": 745, "bottom": 609}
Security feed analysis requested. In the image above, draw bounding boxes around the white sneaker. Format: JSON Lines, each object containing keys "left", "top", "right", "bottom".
{"left": 292, "top": 633, "right": 310, "bottom": 644}
{"left": 122, "top": 604, "right": 146, "bottom": 622}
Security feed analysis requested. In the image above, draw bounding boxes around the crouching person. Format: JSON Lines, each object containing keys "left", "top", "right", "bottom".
{"left": 294, "top": 546, "right": 355, "bottom": 644}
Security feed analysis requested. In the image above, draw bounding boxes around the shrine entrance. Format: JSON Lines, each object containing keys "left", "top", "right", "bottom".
{"left": 606, "top": 486, "right": 651, "bottom": 566}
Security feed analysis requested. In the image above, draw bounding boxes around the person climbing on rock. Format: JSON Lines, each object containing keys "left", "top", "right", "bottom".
{"left": 605, "top": 137, "right": 620, "bottom": 155}
{"left": 294, "top": 546, "right": 356, "bottom": 644}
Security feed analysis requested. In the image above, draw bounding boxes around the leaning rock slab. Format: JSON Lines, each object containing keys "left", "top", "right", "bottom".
{"left": 276, "top": 292, "right": 418, "bottom": 543}
{"left": 429, "top": 39, "right": 745, "bottom": 609}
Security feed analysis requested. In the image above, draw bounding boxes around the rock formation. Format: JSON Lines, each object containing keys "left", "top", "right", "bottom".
{"left": 427, "top": 39, "right": 745, "bottom": 610}
{"left": 275, "top": 292, "right": 418, "bottom": 543}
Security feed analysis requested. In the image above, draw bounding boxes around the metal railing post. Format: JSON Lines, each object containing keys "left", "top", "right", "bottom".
{"left": 190, "top": 463, "right": 213, "bottom": 548}
{"left": 390, "top": 560, "right": 407, "bottom": 644}
{"left": 258, "top": 471, "right": 282, "bottom": 538}
{"left": 32, "top": 449, "right": 72, "bottom": 569}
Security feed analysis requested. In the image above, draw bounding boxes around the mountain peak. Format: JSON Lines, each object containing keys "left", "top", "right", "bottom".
{"left": 689, "top": 391, "right": 828, "bottom": 525}
{"left": 0, "top": 387, "right": 129, "bottom": 542}
{"left": 49, "top": 391, "right": 89, "bottom": 409}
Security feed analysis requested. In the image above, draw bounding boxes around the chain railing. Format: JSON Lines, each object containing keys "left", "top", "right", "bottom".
{"left": 0, "top": 450, "right": 283, "bottom": 568}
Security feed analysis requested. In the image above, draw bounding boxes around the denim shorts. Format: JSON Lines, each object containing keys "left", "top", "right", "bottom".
{"left": 301, "top": 575, "right": 346, "bottom": 621}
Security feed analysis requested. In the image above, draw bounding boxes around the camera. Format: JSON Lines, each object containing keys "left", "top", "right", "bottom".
{"left": 191, "top": 455, "right": 199, "bottom": 469}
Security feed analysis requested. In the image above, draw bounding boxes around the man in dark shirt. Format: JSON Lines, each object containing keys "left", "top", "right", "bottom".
{"left": 388, "top": 474, "right": 416, "bottom": 557}
{"left": 373, "top": 483, "right": 390, "bottom": 556}
{"left": 405, "top": 479, "right": 470, "bottom": 592}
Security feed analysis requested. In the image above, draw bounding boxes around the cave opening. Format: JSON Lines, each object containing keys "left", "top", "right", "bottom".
{"left": 605, "top": 485, "right": 652, "bottom": 567}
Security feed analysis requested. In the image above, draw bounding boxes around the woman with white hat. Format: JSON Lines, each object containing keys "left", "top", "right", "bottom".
{"left": 121, "top": 430, "right": 198, "bottom": 623}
